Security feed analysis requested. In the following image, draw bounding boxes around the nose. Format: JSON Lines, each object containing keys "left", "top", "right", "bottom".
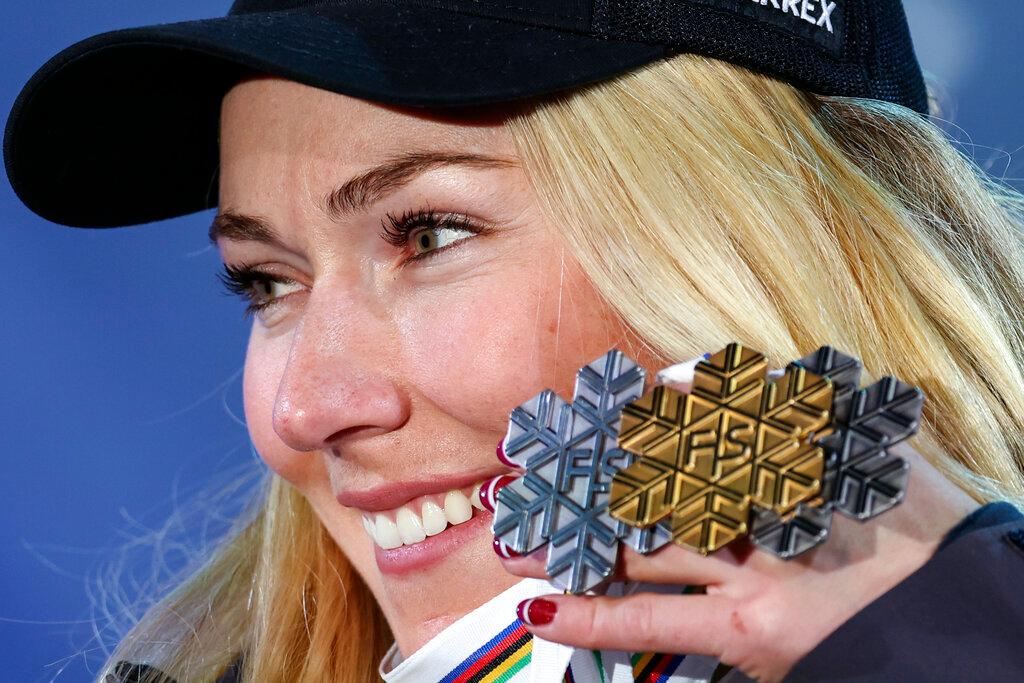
{"left": 271, "top": 284, "right": 410, "bottom": 454}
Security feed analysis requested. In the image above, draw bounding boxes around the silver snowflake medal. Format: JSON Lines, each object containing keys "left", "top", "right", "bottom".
{"left": 490, "top": 348, "right": 646, "bottom": 594}
{"left": 749, "top": 345, "right": 925, "bottom": 559}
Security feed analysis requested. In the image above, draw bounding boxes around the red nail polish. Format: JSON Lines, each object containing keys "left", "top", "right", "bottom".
{"left": 496, "top": 439, "right": 518, "bottom": 468}
{"left": 492, "top": 537, "right": 521, "bottom": 559}
{"left": 517, "top": 598, "right": 557, "bottom": 626}
{"left": 480, "top": 474, "right": 516, "bottom": 513}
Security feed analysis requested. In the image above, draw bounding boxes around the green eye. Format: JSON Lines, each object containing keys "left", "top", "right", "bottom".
{"left": 411, "top": 226, "right": 477, "bottom": 257}
{"left": 380, "top": 208, "right": 497, "bottom": 263}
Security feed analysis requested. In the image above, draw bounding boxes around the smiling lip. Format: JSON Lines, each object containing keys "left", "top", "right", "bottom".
{"left": 335, "top": 469, "right": 507, "bottom": 513}
{"left": 374, "top": 508, "right": 492, "bottom": 575}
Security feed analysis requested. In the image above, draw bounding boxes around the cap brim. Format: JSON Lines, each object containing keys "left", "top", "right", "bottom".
{"left": 4, "top": 5, "right": 666, "bottom": 228}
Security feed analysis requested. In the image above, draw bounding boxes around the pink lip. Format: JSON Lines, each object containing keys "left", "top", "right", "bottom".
{"left": 335, "top": 468, "right": 507, "bottom": 513}
{"left": 373, "top": 508, "right": 492, "bottom": 575}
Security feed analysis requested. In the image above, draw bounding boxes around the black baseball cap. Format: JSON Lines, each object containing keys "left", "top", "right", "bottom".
{"left": 3, "top": 0, "right": 928, "bottom": 229}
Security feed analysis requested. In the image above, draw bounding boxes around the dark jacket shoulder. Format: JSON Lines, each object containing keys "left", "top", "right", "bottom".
{"left": 785, "top": 501, "right": 1024, "bottom": 681}
{"left": 107, "top": 657, "right": 242, "bottom": 683}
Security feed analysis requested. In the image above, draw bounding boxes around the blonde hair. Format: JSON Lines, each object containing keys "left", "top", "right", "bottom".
{"left": 100, "top": 53, "right": 1024, "bottom": 681}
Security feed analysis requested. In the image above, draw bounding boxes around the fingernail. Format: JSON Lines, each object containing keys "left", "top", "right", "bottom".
{"left": 655, "top": 352, "right": 713, "bottom": 387}
{"left": 517, "top": 598, "right": 557, "bottom": 626}
{"left": 480, "top": 475, "right": 516, "bottom": 513}
{"left": 496, "top": 438, "right": 518, "bottom": 468}
{"left": 493, "top": 537, "right": 521, "bottom": 559}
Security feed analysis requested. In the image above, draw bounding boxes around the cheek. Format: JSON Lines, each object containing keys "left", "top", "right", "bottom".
{"left": 395, "top": 250, "right": 626, "bottom": 425}
{"left": 242, "top": 329, "right": 323, "bottom": 486}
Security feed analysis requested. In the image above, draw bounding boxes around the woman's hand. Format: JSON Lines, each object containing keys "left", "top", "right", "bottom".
{"left": 485, "top": 379, "right": 980, "bottom": 682}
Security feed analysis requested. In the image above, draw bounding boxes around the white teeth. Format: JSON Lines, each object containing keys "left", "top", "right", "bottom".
{"left": 396, "top": 507, "right": 427, "bottom": 545}
{"left": 360, "top": 484, "right": 487, "bottom": 550}
{"left": 444, "top": 490, "right": 473, "bottom": 525}
{"left": 421, "top": 500, "right": 448, "bottom": 536}
{"left": 373, "top": 514, "right": 403, "bottom": 550}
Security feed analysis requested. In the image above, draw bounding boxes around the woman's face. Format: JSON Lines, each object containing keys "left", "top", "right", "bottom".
{"left": 216, "top": 75, "right": 667, "bottom": 654}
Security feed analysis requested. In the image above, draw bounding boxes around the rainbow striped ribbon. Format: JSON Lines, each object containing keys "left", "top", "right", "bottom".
{"left": 439, "top": 619, "right": 533, "bottom": 683}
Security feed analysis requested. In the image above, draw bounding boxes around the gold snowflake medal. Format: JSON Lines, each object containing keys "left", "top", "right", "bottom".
{"left": 609, "top": 342, "right": 923, "bottom": 559}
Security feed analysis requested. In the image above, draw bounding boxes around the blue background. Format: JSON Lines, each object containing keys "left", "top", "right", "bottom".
{"left": 2, "top": 2, "right": 1021, "bottom": 681}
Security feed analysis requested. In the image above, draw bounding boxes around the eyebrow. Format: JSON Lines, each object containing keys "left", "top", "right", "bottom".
{"left": 208, "top": 150, "right": 519, "bottom": 245}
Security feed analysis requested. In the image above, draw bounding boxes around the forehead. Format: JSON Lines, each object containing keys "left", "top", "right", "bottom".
{"left": 218, "top": 75, "right": 517, "bottom": 175}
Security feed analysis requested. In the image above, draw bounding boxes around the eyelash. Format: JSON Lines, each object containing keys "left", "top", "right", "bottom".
{"left": 377, "top": 207, "right": 491, "bottom": 259}
{"left": 218, "top": 207, "right": 491, "bottom": 319}
{"left": 217, "top": 261, "right": 290, "bottom": 320}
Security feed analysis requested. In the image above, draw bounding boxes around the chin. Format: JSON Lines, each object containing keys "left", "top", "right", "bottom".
{"left": 363, "top": 506, "right": 523, "bottom": 653}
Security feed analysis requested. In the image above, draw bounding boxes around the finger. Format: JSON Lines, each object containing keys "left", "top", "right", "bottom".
{"left": 484, "top": 472, "right": 746, "bottom": 585}
{"left": 495, "top": 437, "right": 524, "bottom": 470}
{"left": 479, "top": 473, "right": 519, "bottom": 513}
{"left": 495, "top": 542, "right": 744, "bottom": 586}
{"left": 656, "top": 353, "right": 786, "bottom": 386}
{"left": 654, "top": 353, "right": 709, "bottom": 393}
{"left": 615, "top": 539, "right": 746, "bottom": 586}
{"left": 494, "top": 542, "right": 549, "bottom": 578}
{"left": 516, "top": 592, "right": 736, "bottom": 658}
{"left": 480, "top": 473, "right": 551, "bottom": 577}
